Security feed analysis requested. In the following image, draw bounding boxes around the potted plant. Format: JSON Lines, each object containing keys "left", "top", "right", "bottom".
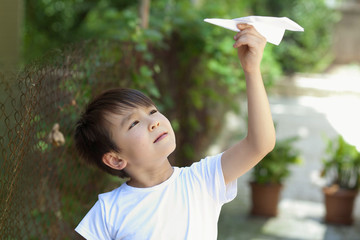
{"left": 321, "top": 135, "right": 360, "bottom": 225}
{"left": 250, "top": 136, "right": 302, "bottom": 217}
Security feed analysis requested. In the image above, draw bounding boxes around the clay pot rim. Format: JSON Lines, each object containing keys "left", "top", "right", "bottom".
{"left": 250, "top": 181, "right": 283, "bottom": 187}
{"left": 323, "top": 185, "right": 358, "bottom": 197}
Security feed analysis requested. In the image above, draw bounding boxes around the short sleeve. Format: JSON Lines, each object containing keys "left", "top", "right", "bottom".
{"left": 190, "top": 153, "right": 237, "bottom": 205}
{"left": 75, "top": 199, "right": 112, "bottom": 240}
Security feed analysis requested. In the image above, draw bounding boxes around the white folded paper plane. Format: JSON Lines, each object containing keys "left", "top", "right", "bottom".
{"left": 204, "top": 16, "right": 304, "bottom": 45}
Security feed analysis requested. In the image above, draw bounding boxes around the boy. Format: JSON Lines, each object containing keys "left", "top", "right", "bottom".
{"left": 74, "top": 24, "right": 275, "bottom": 240}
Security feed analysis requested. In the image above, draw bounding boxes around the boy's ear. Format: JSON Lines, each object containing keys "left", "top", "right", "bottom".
{"left": 102, "top": 152, "right": 127, "bottom": 170}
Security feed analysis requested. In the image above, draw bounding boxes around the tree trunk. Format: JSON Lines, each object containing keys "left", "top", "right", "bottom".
{"left": 0, "top": 0, "right": 22, "bottom": 71}
{"left": 139, "top": 0, "right": 151, "bottom": 29}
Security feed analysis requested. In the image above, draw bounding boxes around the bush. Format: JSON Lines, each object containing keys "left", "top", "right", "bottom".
{"left": 252, "top": 136, "right": 302, "bottom": 184}
{"left": 248, "top": 0, "right": 339, "bottom": 73}
{"left": 23, "top": 0, "right": 280, "bottom": 166}
{"left": 321, "top": 135, "right": 360, "bottom": 190}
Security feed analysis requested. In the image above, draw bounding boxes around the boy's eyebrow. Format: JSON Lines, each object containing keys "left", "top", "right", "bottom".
{"left": 119, "top": 105, "right": 154, "bottom": 127}
{"left": 120, "top": 112, "right": 135, "bottom": 128}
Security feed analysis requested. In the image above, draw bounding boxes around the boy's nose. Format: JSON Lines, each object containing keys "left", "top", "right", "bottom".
{"left": 149, "top": 120, "right": 160, "bottom": 131}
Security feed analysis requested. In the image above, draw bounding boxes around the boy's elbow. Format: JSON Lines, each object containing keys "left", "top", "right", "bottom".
{"left": 267, "top": 136, "right": 276, "bottom": 153}
{"left": 258, "top": 132, "right": 276, "bottom": 156}
{"left": 247, "top": 130, "right": 276, "bottom": 158}
{"left": 267, "top": 131, "right": 276, "bottom": 153}
{"left": 266, "top": 125, "right": 276, "bottom": 151}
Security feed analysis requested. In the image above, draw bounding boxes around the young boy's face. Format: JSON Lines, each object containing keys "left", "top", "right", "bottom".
{"left": 106, "top": 105, "right": 176, "bottom": 170}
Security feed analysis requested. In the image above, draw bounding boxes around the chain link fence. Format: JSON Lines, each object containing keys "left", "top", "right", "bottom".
{"left": 0, "top": 41, "right": 144, "bottom": 239}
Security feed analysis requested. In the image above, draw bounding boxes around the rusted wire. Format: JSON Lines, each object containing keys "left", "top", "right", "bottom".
{"left": 0, "top": 40, "right": 140, "bottom": 239}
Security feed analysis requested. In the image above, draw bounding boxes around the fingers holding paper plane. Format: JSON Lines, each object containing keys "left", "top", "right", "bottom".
{"left": 233, "top": 24, "right": 266, "bottom": 73}
{"left": 204, "top": 16, "right": 304, "bottom": 45}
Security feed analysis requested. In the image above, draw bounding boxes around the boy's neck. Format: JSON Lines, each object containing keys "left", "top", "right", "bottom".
{"left": 126, "top": 162, "right": 174, "bottom": 188}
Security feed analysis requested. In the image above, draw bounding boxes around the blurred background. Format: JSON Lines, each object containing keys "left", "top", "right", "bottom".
{"left": 0, "top": 0, "right": 359, "bottom": 239}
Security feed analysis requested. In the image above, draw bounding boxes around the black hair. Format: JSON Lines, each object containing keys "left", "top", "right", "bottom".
{"left": 74, "top": 88, "right": 155, "bottom": 178}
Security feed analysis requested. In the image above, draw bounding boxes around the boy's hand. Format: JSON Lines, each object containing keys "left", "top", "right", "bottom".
{"left": 233, "top": 24, "right": 266, "bottom": 73}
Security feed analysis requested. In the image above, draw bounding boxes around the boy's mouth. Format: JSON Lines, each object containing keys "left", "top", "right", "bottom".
{"left": 154, "top": 132, "right": 168, "bottom": 143}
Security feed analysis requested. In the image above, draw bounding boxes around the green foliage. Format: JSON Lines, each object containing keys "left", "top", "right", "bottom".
{"left": 23, "top": 0, "right": 338, "bottom": 74}
{"left": 26, "top": 0, "right": 277, "bottom": 166}
{"left": 248, "top": 0, "right": 339, "bottom": 73}
{"left": 322, "top": 135, "right": 360, "bottom": 190}
{"left": 20, "top": 0, "right": 338, "bottom": 232}
{"left": 252, "top": 136, "right": 302, "bottom": 184}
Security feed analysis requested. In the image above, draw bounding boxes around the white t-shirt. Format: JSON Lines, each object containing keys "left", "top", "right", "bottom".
{"left": 75, "top": 153, "right": 237, "bottom": 240}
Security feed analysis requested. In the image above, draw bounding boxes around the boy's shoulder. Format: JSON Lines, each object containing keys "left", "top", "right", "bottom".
{"left": 98, "top": 183, "right": 127, "bottom": 203}
{"left": 98, "top": 153, "right": 224, "bottom": 203}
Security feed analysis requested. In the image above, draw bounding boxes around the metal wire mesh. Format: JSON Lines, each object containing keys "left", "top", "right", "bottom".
{"left": 0, "top": 41, "right": 140, "bottom": 239}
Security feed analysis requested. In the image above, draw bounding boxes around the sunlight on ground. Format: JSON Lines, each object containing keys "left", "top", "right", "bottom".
{"left": 298, "top": 95, "right": 360, "bottom": 151}
{"left": 261, "top": 199, "right": 326, "bottom": 239}
{"left": 294, "top": 64, "right": 360, "bottom": 94}
{"left": 294, "top": 63, "right": 360, "bottom": 151}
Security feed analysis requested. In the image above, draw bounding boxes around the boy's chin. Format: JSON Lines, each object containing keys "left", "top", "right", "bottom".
{"left": 169, "top": 145, "right": 176, "bottom": 155}
{"left": 166, "top": 147, "right": 176, "bottom": 160}
{"left": 164, "top": 140, "right": 176, "bottom": 153}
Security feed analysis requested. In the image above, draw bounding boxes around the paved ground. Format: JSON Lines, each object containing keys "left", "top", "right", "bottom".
{"left": 218, "top": 198, "right": 360, "bottom": 240}
{"left": 213, "top": 64, "right": 360, "bottom": 239}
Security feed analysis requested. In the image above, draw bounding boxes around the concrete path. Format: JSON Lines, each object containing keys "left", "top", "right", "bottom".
{"left": 214, "top": 64, "right": 360, "bottom": 239}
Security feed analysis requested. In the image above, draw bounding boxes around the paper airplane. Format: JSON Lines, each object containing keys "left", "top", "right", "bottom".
{"left": 204, "top": 16, "right": 304, "bottom": 45}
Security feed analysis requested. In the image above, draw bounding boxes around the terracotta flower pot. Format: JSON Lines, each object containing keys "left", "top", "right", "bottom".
{"left": 250, "top": 182, "right": 282, "bottom": 217}
{"left": 323, "top": 186, "right": 358, "bottom": 225}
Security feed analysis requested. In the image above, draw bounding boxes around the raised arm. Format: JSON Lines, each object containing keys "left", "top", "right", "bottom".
{"left": 221, "top": 24, "right": 276, "bottom": 185}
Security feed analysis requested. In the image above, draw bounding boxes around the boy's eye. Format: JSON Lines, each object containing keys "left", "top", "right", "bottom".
{"left": 129, "top": 121, "right": 139, "bottom": 130}
{"left": 150, "top": 109, "right": 157, "bottom": 114}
